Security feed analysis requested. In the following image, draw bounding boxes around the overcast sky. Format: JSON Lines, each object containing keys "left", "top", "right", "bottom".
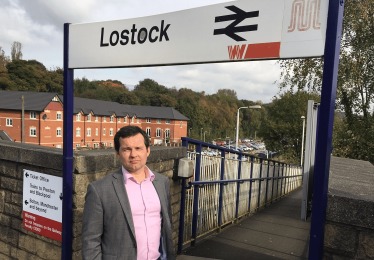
{"left": 1, "top": 0, "right": 282, "bottom": 103}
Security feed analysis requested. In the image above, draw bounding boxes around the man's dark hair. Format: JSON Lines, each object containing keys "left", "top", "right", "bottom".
{"left": 114, "top": 126, "right": 150, "bottom": 152}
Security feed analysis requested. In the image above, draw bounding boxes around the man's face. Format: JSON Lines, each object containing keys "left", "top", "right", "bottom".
{"left": 116, "top": 133, "right": 150, "bottom": 174}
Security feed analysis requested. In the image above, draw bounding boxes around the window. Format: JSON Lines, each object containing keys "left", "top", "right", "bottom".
{"left": 124, "top": 117, "right": 127, "bottom": 123}
{"left": 30, "top": 128, "right": 36, "bottom": 137}
{"left": 30, "top": 111, "right": 37, "bottom": 119}
{"left": 76, "top": 144, "right": 80, "bottom": 148}
{"left": 76, "top": 128, "right": 81, "bottom": 137}
{"left": 87, "top": 114, "right": 91, "bottom": 122}
{"left": 103, "top": 128, "right": 106, "bottom": 136}
{"left": 94, "top": 143, "right": 99, "bottom": 148}
{"left": 57, "top": 112, "right": 62, "bottom": 120}
{"left": 109, "top": 142, "right": 113, "bottom": 148}
{"left": 95, "top": 116, "right": 98, "bottom": 121}
{"left": 87, "top": 143, "right": 91, "bottom": 148}
{"left": 110, "top": 129, "right": 113, "bottom": 136}
{"left": 166, "top": 119, "right": 170, "bottom": 124}
{"left": 165, "top": 129, "right": 170, "bottom": 138}
{"left": 156, "top": 128, "right": 161, "bottom": 137}
{"left": 56, "top": 145, "right": 61, "bottom": 148}
{"left": 6, "top": 118, "right": 12, "bottom": 126}
{"left": 103, "top": 116, "right": 106, "bottom": 122}
{"left": 131, "top": 117, "right": 134, "bottom": 123}
{"left": 76, "top": 114, "right": 81, "bottom": 121}
{"left": 156, "top": 119, "right": 161, "bottom": 124}
{"left": 56, "top": 129, "right": 62, "bottom": 137}
{"left": 110, "top": 116, "right": 114, "bottom": 122}
{"left": 137, "top": 118, "right": 139, "bottom": 123}
{"left": 146, "top": 128, "right": 151, "bottom": 136}
{"left": 118, "top": 117, "right": 121, "bottom": 123}
{"left": 180, "top": 121, "right": 183, "bottom": 128}
{"left": 87, "top": 128, "right": 91, "bottom": 137}
{"left": 146, "top": 118, "right": 151, "bottom": 123}
{"left": 96, "top": 128, "right": 98, "bottom": 136}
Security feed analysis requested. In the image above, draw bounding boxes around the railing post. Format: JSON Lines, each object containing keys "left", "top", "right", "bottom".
{"left": 178, "top": 139, "right": 189, "bottom": 253}
{"left": 217, "top": 149, "right": 226, "bottom": 232}
{"left": 264, "top": 160, "right": 270, "bottom": 205}
{"left": 270, "top": 162, "right": 276, "bottom": 203}
{"left": 257, "top": 158, "right": 263, "bottom": 209}
{"left": 280, "top": 163, "right": 284, "bottom": 197}
{"left": 191, "top": 143, "right": 202, "bottom": 247}
{"left": 235, "top": 153, "right": 243, "bottom": 221}
{"left": 276, "top": 162, "right": 280, "bottom": 200}
{"left": 248, "top": 156, "right": 254, "bottom": 213}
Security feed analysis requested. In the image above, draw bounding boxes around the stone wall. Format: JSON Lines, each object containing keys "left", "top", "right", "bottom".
{"left": 323, "top": 156, "right": 374, "bottom": 260}
{"left": 0, "top": 140, "right": 185, "bottom": 260}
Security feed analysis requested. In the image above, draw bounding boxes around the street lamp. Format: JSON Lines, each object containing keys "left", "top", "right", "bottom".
{"left": 236, "top": 105, "right": 261, "bottom": 149}
{"left": 204, "top": 131, "right": 208, "bottom": 143}
{"left": 189, "top": 128, "right": 192, "bottom": 137}
{"left": 301, "top": 116, "right": 306, "bottom": 167}
{"left": 201, "top": 128, "right": 203, "bottom": 140}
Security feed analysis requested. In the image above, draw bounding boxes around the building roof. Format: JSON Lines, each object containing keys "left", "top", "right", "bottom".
{"left": 0, "top": 130, "right": 13, "bottom": 141}
{"left": 126, "top": 105, "right": 190, "bottom": 121}
{"left": 0, "top": 91, "right": 189, "bottom": 121}
{"left": 0, "top": 91, "right": 60, "bottom": 112}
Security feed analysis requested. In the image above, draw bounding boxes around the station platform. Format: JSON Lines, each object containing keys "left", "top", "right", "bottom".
{"left": 178, "top": 188, "right": 310, "bottom": 260}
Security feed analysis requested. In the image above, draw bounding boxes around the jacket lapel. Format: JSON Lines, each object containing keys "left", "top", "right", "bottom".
{"left": 112, "top": 169, "right": 136, "bottom": 240}
{"left": 152, "top": 174, "right": 168, "bottom": 219}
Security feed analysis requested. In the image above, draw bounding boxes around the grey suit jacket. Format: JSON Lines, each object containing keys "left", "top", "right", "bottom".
{"left": 82, "top": 168, "right": 176, "bottom": 260}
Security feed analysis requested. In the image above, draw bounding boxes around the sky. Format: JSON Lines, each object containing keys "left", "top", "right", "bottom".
{"left": 0, "top": 0, "right": 282, "bottom": 103}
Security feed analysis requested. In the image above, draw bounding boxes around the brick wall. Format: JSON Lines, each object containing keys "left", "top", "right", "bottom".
{"left": 0, "top": 140, "right": 185, "bottom": 260}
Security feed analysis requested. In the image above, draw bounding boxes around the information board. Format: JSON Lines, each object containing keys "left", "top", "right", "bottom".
{"left": 69, "top": 0, "right": 328, "bottom": 69}
{"left": 23, "top": 170, "right": 63, "bottom": 241}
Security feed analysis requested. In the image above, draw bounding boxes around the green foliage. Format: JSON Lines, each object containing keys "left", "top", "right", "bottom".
{"left": 259, "top": 90, "right": 321, "bottom": 164}
{"left": 276, "top": 0, "right": 374, "bottom": 162}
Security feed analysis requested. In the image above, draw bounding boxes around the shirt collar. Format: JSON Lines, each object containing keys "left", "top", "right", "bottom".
{"left": 122, "top": 166, "right": 155, "bottom": 184}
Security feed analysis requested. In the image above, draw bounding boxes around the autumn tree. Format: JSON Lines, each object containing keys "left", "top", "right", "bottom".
{"left": 259, "top": 90, "right": 321, "bottom": 164}
{"left": 11, "top": 41, "right": 23, "bottom": 61}
{"left": 276, "top": 0, "right": 374, "bottom": 162}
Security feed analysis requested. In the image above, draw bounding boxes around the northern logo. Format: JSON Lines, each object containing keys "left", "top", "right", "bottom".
{"left": 288, "top": 0, "right": 321, "bottom": 32}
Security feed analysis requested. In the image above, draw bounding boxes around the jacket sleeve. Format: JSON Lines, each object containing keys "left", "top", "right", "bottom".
{"left": 82, "top": 183, "right": 104, "bottom": 260}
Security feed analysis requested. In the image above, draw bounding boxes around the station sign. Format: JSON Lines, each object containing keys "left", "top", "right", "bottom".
{"left": 23, "top": 170, "right": 63, "bottom": 241}
{"left": 69, "top": 0, "right": 328, "bottom": 69}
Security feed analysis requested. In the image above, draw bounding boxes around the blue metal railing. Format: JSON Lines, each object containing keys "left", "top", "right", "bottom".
{"left": 178, "top": 138, "right": 303, "bottom": 252}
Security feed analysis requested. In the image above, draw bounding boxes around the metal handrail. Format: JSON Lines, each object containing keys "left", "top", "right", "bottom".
{"left": 178, "top": 137, "right": 303, "bottom": 253}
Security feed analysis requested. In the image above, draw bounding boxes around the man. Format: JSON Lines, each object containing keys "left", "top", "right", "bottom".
{"left": 82, "top": 126, "right": 175, "bottom": 260}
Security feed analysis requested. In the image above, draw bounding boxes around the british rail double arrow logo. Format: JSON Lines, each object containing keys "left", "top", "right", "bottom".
{"left": 214, "top": 6, "right": 259, "bottom": 41}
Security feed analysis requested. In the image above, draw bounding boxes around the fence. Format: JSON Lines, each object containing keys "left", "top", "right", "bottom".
{"left": 178, "top": 138, "right": 303, "bottom": 252}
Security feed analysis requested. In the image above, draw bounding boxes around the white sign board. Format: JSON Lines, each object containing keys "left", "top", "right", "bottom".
{"left": 23, "top": 170, "right": 63, "bottom": 241}
{"left": 69, "top": 0, "right": 328, "bottom": 69}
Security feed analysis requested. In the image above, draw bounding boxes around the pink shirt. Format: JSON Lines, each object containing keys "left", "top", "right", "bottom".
{"left": 123, "top": 166, "right": 162, "bottom": 260}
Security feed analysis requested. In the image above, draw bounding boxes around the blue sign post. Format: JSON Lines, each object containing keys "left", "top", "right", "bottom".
{"left": 308, "top": 0, "right": 345, "bottom": 259}
{"left": 62, "top": 23, "right": 74, "bottom": 260}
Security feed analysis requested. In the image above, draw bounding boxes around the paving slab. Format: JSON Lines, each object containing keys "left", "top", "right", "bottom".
{"left": 180, "top": 188, "right": 310, "bottom": 260}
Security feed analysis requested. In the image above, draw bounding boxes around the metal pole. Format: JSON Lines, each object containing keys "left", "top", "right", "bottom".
{"left": 191, "top": 143, "right": 202, "bottom": 247}
{"left": 301, "top": 116, "right": 306, "bottom": 167}
{"left": 201, "top": 128, "right": 203, "bottom": 141}
{"left": 235, "top": 107, "right": 241, "bottom": 150}
{"left": 62, "top": 23, "right": 73, "bottom": 260}
{"left": 309, "top": 0, "right": 345, "bottom": 259}
{"left": 178, "top": 139, "right": 189, "bottom": 254}
{"left": 21, "top": 95, "right": 24, "bottom": 143}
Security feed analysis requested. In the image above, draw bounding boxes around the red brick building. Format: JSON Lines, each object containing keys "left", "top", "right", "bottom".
{"left": 0, "top": 91, "right": 189, "bottom": 149}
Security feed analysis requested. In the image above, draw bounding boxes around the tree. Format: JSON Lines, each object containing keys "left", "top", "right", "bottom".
{"left": 276, "top": 0, "right": 374, "bottom": 162}
{"left": 11, "top": 41, "right": 23, "bottom": 61}
{"left": 0, "top": 46, "right": 10, "bottom": 67}
{"left": 259, "top": 90, "right": 320, "bottom": 164}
